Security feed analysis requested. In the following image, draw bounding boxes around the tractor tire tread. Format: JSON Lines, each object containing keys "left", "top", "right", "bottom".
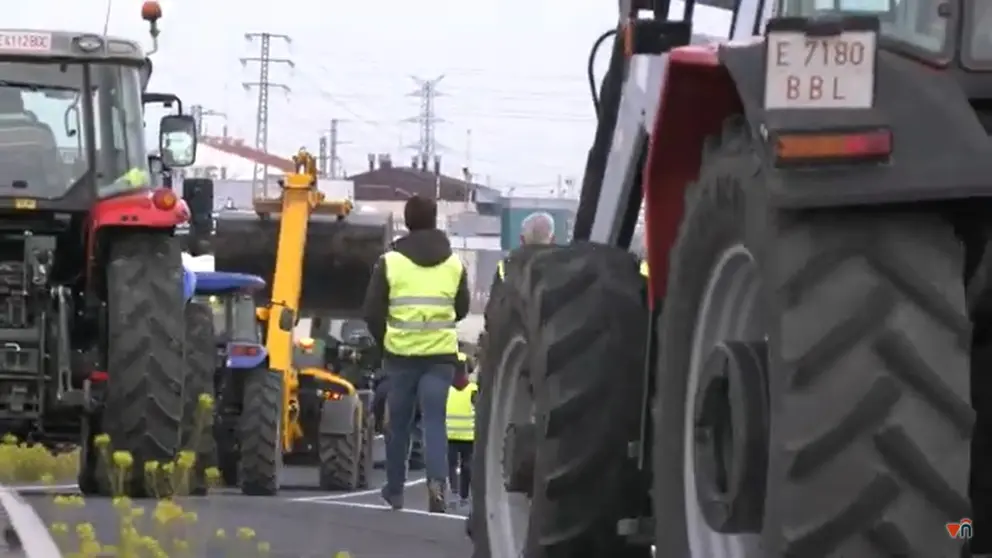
{"left": 239, "top": 368, "right": 282, "bottom": 496}
{"left": 103, "top": 231, "right": 186, "bottom": 497}
{"left": 319, "top": 409, "right": 363, "bottom": 491}
{"left": 182, "top": 302, "right": 217, "bottom": 496}
{"left": 655, "top": 117, "right": 972, "bottom": 558}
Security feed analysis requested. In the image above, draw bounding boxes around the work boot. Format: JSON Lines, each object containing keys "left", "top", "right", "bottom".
{"left": 427, "top": 480, "right": 446, "bottom": 513}
{"left": 380, "top": 485, "right": 403, "bottom": 510}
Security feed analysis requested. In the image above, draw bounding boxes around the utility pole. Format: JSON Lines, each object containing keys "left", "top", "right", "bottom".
{"left": 328, "top": 119, "right": 352, "bottom": 179}
{"left": 189, "top": 104, "right": 228, "bottom": 137}
{"left": 241, "top": 31, "right": 293, "bottom": 199}
{"left": 404, "top": 75, "right": 445, "bottom": 171}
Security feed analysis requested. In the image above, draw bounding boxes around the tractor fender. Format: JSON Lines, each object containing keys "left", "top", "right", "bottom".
{"left": 716, "top": 42, "right": 992, "bottom": 208}
{"left": 319, "top": 393, "right": 361, "bottom": 436}
{"left": 182, "top": 266, "right": 196, "bottom": 303}
{"left": 226, "top": 346, "right": 268, "bottom": 369}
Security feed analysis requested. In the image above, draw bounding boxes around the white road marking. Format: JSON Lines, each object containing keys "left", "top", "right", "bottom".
{"left": 311, "top": 499, "right": 465, "bottom": 520}
{"left": 289, "top": 477, "right": 427, "bottom": 502}
{"left": 8, "top": 484, "right": 78, "bottom": 493}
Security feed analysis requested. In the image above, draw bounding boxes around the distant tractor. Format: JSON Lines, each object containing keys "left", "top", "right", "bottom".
{"left": 187, "top": 271, "right": 273, "bottom": 492}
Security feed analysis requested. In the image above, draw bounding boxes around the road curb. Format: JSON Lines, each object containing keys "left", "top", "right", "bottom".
{"left": 0, "top": 484, "right": 61, "bottom": 557}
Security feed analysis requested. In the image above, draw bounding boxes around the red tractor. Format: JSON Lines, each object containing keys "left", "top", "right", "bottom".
{"left": 472, "top": 0, "right": 992, "bottom": 557}
{"left": 0, "top": 5, "right": 204, "bottom": 497}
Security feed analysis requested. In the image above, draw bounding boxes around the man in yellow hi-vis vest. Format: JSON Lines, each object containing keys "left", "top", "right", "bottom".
{"left": 447, "top": 351, "right": 477, "bottom": 508}
{"left": 363, "top": 195, "right": 470, "bottom": 513}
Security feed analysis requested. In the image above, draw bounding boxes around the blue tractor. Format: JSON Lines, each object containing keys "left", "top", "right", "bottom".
{"left": 189, "top": 271, "right": 273, "bottom": 489}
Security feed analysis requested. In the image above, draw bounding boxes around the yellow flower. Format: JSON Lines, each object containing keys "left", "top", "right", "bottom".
{"left": 214, "top": 528, "right": 227, "bottom": 539}
{"left": 198, "top": 393, "right": 215, "bottom": 410}
{"left": 176, "top": 451, "right": 196, "bottom": 469}
{"left": 237, "top": 527, "right": 256, "bottom": 540}
{"left": 94, "top": 433, "right": 111, "bottom": 448}
{"left": 181, "top": 511, "right": 197, "bottom": 524}
{"left": 112, "top": 451, "right": 133, "bottom": 469}
{"left": 205, "top": 467, "right": 221, "bottom": 483}
{"left": 144, "top": 460, "right": 160, "bottom": 474}
{"left": 257, "top": 541, "right": 271, "bottom": 553}
{"left": 48, "top": 522, "right": 68, "bottom": 535}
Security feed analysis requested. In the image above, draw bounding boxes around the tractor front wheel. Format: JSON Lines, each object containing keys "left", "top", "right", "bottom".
{"left": 472, "top": 244, "right": 649, "bottom": 558}
{"left": 102, "top": 231, "right": 186, "bottom": 497}
{"left": 239, "top": 367, "right": 283, "bottom": 496}
{"left": 318, "top": 397, "right": 364, "bottom": 491}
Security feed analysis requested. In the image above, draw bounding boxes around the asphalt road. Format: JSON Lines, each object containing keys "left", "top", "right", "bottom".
{"left": 18, "top": 466, "right": 472, "bottom": 558}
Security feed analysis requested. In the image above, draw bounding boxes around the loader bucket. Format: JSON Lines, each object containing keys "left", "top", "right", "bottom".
{"left": 212, "top": 210, "right": 393, "bottom": 317}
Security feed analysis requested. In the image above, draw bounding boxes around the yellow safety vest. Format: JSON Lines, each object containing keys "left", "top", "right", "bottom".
{"left": 446, "top": 382, "right": 478, "bottom": 441}
{"left": 383, "top": 251, "right": 463, "bottom": 356}
{"left": 640, "top": 260, "right": 649, "bottom": 278}
{"left": 497, "top": 259, "right": 505, "bottom": 280}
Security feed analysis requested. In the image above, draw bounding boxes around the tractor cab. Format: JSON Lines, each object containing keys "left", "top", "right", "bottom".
{"left": 771, "top": 0, "right": 992, "bottom": 100}
{"left": 191, "top": 272, "right": 267, "bottom": 370}
{"left": 0, "top": 29, "right": 195, "bottom": 213}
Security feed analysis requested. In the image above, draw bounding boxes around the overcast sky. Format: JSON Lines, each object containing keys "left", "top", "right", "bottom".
{"left": 14, "top": 0, "right": 625, "bottom": 192}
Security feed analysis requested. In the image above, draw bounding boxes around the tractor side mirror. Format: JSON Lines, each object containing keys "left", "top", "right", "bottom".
{"left": 159, "top": 114, "right": 197, "bottom": 168}
{"left": 278, "top": 308, "right": 295, "bottom": 332}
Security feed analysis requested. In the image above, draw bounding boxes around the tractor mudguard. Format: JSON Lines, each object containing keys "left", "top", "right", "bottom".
{"left": 319, "top": 393, "right": 360, "bottom": 436}
{"left": 182, "top": 266, "right": 196, "bottom": 302}
{"left": 212, "top": 211, "right": 392, "bottom": 317}
{"left": 717, "top": 41, "right": 992, "bottom": 208}
{"left": 226, "top": 345, "right": 267, "bottom": 369}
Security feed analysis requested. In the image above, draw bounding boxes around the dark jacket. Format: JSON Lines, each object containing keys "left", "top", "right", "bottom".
{"left": 363, "top": 229, "right": 470, "bottom": 362}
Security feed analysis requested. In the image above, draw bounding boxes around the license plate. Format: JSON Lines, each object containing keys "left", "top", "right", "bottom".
{"left": 14, "top": 199, "right": 36, "bottom": 210}
{"left": 764, "top": 30, "right": 876, "bottom": 110}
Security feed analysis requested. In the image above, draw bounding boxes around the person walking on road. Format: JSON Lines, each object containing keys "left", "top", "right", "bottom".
{"left": 446, "top": 352, "right": 478, "bottom": 509}
{"left": 363, "top": 195, "right": 471, "bottom": 513}
{"left": 490, "top": 211, "right": 556, "bottom": 291}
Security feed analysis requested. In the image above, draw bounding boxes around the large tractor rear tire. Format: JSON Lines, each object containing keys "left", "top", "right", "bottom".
{"left": 181, "top": 302, "right": 217, "bottom": 496}
{"left": 652, "top": 118, "right": 972, "bottom": 558}
{"left": 239, "top": 367, "right": 283, "bottom": 496}
{"left": 318, "top": 401, "right": 364, "bottom": 491}
{"left": 472, "top": 244, "right": 650, "bottom": 558}
{"left": 102, "top": 231, "right": 186, "bottom": 497}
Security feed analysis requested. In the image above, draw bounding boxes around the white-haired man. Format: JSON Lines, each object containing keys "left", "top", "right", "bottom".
{"left": 492, "top": 211, "right": 556, "bottom": 289}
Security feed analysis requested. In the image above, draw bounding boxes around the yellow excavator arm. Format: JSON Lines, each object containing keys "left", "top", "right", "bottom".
{"left": 259, "top": 149, "right": 353, "bottom": 451}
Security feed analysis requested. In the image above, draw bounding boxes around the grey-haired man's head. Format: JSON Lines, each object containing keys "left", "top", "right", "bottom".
{"left": 520, "top": 211, "right": 555, "bottom": 245}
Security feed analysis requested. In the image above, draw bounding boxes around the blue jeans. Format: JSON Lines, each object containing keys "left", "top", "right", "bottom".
{"left": 383, "top": 358, "right": 453, "bottom": 494}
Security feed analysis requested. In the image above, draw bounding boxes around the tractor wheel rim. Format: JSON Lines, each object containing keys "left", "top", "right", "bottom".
{"left": 485, "top": 334, "right": 531, "bottom": 558}
{"left": 685, "top": 243, "right": 764, "bottom": 558}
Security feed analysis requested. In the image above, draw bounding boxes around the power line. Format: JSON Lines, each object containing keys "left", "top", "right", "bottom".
{"left": 242, "top": 31, "right": 293, "bottom": 198}
{"left": 404, "top": 75, "right": 444, "bottom": 171}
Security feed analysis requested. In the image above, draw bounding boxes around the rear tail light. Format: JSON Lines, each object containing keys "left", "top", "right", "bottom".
{"left": 229, "top": 344, "right": 260, "bottom": 357}
{"left": 775, "top": 129, "right": 891, "bottom": 164}
{"left": 89, "top": 371, "right": 108, "bottom": 383}
{"left": 151, "top": 188, "right": 178, "bottom": 210}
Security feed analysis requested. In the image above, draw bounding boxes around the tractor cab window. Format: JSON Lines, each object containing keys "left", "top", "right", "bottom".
{"left": 195, "top": 294, "right": 258, "bottom": 342}
{"left": 0, "top": 60, "right": 148, "bottom": 201}
{"left": 778, "top": 0, "right": 950, "bottom": 58}
{"left": 90, "top": 64, "right": 149, "bottom": 197}
{"left": 964, "top": 1, "right": 992, "bottom": 68}
{"left": 229, "top": 294, "right": 258, "bottom": 342}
